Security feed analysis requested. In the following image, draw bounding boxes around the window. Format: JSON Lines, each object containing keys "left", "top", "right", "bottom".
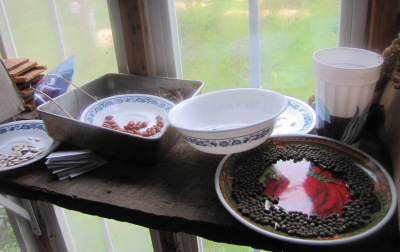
{"left": 0, "top": 205, "right": 20, "bottom": 251}
{"left": 0, "top": 0, "right": 371, "bottom": 251}
{"left": 1, "top": 0, "right": 118, "bottom": 85}
{"left": 143, "top": 0, "right": 368, "bottom": 101}
{"left": 1, "top": 1, "right": 151, "bottom": 251}
{"left": 144, "top": 0, "right": 341, "bottom": 102}
{"left": 54, "top": 206, "right": 154, "bottom": 252}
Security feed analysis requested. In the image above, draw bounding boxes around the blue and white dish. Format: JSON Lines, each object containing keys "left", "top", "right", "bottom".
{"left": 80, "top": 94, "right": 175, "bottom": 137}
{"left": 182, "top": 124, "right": 275, "bottom": 151}
{"left": 272, "top": 96, "right": 316, "bottom": 135}
{"left": 0, "top": 120, "right": 60, "bottom": 172}
{"left": 167, "top": 88, "right": 287, "bottom": 154}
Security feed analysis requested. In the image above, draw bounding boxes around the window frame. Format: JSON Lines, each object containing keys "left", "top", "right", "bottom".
{"left": 0, "top": 0, "right": 398, "bottom": 251}
{"left": 338, "top": 0, "right": 370, "bottom": 49}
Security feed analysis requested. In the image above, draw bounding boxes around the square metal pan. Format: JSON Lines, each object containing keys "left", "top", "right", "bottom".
{"left": 37, "top": 73, "right": 204, "bottom": 164}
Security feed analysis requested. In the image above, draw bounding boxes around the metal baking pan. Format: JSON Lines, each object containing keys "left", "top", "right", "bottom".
{"left": 37, "top": 73, "right": 204, "bottom": 164}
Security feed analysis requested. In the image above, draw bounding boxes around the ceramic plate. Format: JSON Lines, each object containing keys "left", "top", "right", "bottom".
{"left": 215, "top": 135, "right": 396, "bottom": 245}
{"left": 272, "top": 96, "right": 316, "bottom": 135}
{"left": 0, "top": 120, "right": 60, "bottom": 172}
{"left": 80, "top": 94, "right": 175, "bottom": 138}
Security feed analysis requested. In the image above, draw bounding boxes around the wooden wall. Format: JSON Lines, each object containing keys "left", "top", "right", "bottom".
{"left": 368, "top": 0, "right": 400, "bottom": 226}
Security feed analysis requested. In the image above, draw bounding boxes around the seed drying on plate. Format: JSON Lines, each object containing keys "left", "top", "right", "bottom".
{"left": 0, "top": 140, "right": 44, "bottom": 169}
{"left": 231, "top": 144, "right": 377, "bottom": 239}
{"left": 101, "top": 115, "right": 165, "bottom": 137}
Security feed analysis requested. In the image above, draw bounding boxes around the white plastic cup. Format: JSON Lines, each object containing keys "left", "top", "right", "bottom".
{"left": 313, "top": 47, "right": 383, "bottom": 144}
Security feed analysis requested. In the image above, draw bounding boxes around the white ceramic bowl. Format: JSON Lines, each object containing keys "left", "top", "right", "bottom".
{"left": 80, "top": 94, "right": 175, "bottom": 138}
{"left": 0, "top": 120, "right": 60, "bottom": 172}
{"left": 167, "top": 88, "right": 287, "bottom": 154}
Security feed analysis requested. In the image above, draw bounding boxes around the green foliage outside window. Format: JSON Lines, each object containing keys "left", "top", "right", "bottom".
{"left": 0, "top": 208, "right": 20, "bottom": 252}
{"left": 176, "top": 0, "right": 339, "bottom": 101}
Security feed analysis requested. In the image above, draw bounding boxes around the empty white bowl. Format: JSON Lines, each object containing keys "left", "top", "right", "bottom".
{"left": 167, "top": 88, "right": 287, "bottom": 154}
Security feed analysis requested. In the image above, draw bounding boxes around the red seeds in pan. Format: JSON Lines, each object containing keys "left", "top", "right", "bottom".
{"left": 102, "top": 115, "right": 164, "bottom": 137}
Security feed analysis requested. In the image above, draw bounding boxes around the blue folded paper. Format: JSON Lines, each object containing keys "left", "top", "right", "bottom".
{"left": 34, "top": 55, "right": 75, "bottom": 107}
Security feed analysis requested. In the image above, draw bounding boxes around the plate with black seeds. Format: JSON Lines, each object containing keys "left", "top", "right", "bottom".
{"left": 215, "top": 134, "right": 397, "bottom": 245}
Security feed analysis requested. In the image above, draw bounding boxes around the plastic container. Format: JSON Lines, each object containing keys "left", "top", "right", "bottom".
{"left": 313, "top": 47, "right": 383, "bottom": 144}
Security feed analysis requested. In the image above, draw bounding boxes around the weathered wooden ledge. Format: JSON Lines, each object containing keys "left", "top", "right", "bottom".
{"left": 0, "top": 136, "right": 398, "bottom": 252}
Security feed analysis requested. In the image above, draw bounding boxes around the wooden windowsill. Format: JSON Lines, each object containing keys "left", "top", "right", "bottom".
{"left": 0, "top": 130, "right": 398, "bottom": 251}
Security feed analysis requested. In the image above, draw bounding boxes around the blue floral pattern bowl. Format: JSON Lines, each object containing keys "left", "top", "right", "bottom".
{"left": 272, "top": 96, "right": 316, "bottom": 135}
{"left": 80, "top": 94, "right": 175, "bottom": 138}
{"left": 0, "top": 120, "right": 60, "bottom": 172}
{"left": 167, "top": 88, "right": 287, "bottom": 154}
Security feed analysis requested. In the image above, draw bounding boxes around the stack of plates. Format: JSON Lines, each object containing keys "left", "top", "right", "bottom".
{"left": 45, "top": 150, "right": 106, "bottom": 180}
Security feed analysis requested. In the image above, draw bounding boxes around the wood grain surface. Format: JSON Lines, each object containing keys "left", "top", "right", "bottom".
{"left": 0, "top": 137, "right": 398, "bottom": 252}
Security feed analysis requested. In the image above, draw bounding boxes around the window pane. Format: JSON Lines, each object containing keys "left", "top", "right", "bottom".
{"left": 2, "top": 0, "right": 117, "bottom": 85}
{"left": 0, "top": 207, "right": 20, "bottom": 252}
{"left": 201, "top": 237, "right": 255, "bottom": 252}
{"left": 259, "top": 0, "right": 339, "bottom": 100}
{"left": 3, "top": 1, "right": 154, "bottom": 250}
{"left": 176, "top": 0, "right": 251, "bottom": 93}
{"left": 176, "top": 0, "right": 339, "bottom": 101}
{"left": 106, "top": 218, "right": 154, "bottom": 252}
{"left": 54, "top": 207, "right": 154, "bottom": 252}
{"left": 3, "top": 1, "right": 60, "bottom": 67}
{"left": 55, "top": 0, "right": 118, "bottom": 84}
{"left": 58, "top": 208, "right": 109, "bottom": 252}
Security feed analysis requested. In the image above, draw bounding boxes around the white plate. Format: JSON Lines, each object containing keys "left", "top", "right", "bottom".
{"left": 0, "top": 120, "right": 60, "bottom": 172}
{"left": 272, "top": 96, "right": 316, "bottom": 135}
{"left": 79, "top": 94, "right": 175, "bottom": 137}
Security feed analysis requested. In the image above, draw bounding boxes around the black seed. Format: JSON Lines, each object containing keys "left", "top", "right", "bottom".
{"left": 231, "top": 144, "right": 376, "bottom": 240}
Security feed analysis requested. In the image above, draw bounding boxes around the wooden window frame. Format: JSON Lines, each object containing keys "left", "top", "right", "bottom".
{"left": 1, "top": 1, "right": 398, "bottom": 251}
{"left": 367, "top": 0, "right": 399, "bottom": 53}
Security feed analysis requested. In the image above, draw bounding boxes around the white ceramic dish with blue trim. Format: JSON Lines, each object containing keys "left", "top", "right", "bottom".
{"left": 0, "top": 120, "right": 60, "bottom": 172}
{"left": 272, "top": 96, "right": 316, "bottom": 135}
{"left": 167, "top": 88, "right": 287, "bottom": 154}
{"left": 79, "top": 94, "right": 175, "bottom": 138}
